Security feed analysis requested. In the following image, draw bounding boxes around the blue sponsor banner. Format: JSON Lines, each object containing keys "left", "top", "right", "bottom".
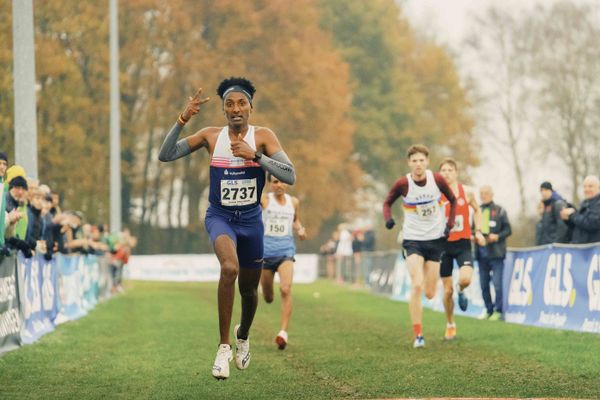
{"left": 0, "top": 255, "right": 21, "bottom": 355}
{"left": 37, "top": 255, "right": 57, "bottom": 334}
{"left": 82, "top": 255, "right": 100, "bottom": 310}
{"left": 504, "top": 243, "right": 600, "bottom": 333}
{"left": 55, "top": 254, "right": 87, "bottom": 322}
{"left": 18, "top": 254, "right": 54, "bottom": 344}
{"left": 39, "top": 256, "right": 60, "bottom": 328}
{"left": 2, "top": 252, "right": 113, "bottom": 356}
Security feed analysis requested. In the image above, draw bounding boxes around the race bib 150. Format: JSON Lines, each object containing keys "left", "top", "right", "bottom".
{"left": 265, "top": 218, "right": 290, "bottom": 237}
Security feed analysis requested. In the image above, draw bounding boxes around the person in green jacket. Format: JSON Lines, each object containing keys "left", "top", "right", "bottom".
{"left": 4, "top": 176, "right": 30, "bottom": 257}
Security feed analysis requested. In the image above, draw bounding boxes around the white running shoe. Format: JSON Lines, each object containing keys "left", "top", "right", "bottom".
{"left": 275, "top": 330, "right": 288, "bottom": 350}
{"left": 413, "top": 335, "right": 425, "bottom": 348}
{"left": 234, "top": 325, "right": 251, "bottom": 370}
{"left": 212, "top": 344, "right": 233, "bottom": 380}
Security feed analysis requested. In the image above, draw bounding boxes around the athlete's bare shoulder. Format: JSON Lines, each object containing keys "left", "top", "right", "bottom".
{"left": 260, "top": 192, "right": 270, "bottom": 209}
{"left": 187, "top": 126, "right": 221, "bottom": 154}
{"left": 194, "top": 126, "right": 221, "bottom": 138}
{"left": 462, "top": 184, "right": 480, "bottom": 208}
{"left": 462, "top": 184, "right": 476, "bottom": 197}
{"left": 291, "top": 195, "right": 300, "bottom": 207}
{"left": 253, "top": 125, "right": 275, "bottom": 135}
{"left": 253, "top": 126, "right": 277, "bottom": 142}
{"left": 253, "top": 126, "right": 282, "bottom": 156}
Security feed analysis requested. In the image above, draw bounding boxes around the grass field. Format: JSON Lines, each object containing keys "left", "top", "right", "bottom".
{"left": 1, "top": 279, "right": 600, "bottom": 399}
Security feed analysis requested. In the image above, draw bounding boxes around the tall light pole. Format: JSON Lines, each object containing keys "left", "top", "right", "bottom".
{"left": 12, "top": 0, "right": 38, "bottom": 179}
{"left": 109, "top": 0, "right": 122, "bottom": 233}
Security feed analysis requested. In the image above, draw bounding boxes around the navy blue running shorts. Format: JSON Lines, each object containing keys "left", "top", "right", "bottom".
{"left": 205, "top": 205, "right": 264, "bottom": 269}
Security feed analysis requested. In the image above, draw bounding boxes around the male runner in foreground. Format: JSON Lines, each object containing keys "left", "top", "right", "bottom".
{"left": 158, "top": 77, "right": 295, "bottom": 379}
{"left": 383, "top": 144, "right": 456, "bottom": 348}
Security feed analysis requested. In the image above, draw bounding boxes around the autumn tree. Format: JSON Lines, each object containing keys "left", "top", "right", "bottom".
{"left": 0, "top": 0, "right": 15, "bottom": 157}
{"left": 117, "top": 0, "right": 360, "bottom": 251}
{"left": 317, "top": 0, "right": 476, "bottom": 249}
{"left": 2, "top": 0, "right": 477, "bottom": 252}
{"left": 319, "top": 0, "right": 477, "bottom": 184}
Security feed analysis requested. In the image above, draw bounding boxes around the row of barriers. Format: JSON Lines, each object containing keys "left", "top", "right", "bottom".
{"left": 320, "top": 243, "right": 600, "bottom": 334}
{"left": 0, "top": 253, "right": 114, "bottom": 356}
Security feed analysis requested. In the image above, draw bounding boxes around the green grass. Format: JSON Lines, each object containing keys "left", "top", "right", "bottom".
{"left": 1, "top": 280, "right": 600, "bottom": 399}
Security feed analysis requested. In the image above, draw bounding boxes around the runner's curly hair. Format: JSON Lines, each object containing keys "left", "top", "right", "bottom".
{"left": 216, "top": 77, "right": 256, "bottom": 99}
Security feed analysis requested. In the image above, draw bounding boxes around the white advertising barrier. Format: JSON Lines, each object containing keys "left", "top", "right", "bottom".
{"left": 124, "top": 254, "right": 318, "bottom": 284}
{"left": 390, "top": 253, "right": 488, "bottom": 318}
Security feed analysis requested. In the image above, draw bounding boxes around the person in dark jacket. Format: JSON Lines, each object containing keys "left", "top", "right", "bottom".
{"left": 5, "top": 176, "right": 26, "bottom": 214}
{"left": 40, "top": 193, "right": 56, "bottom": 260}
{"left": 561, "top": 175, "right": 600, "bottom": 244}
{"left": 26, "top": 184, "right": 44, "bottom": 251}
{"left": 476, "top": 185, "right": 512, "bottom": 320}
{"left": 536, "top": 181, "right": 569, "bottom": 245}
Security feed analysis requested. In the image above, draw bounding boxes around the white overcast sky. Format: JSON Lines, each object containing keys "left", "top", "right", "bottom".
{"left": 399, "top": 0, "right": 590, "bottom": 217}
{"left": 400, "top": 0, "right": 570, "bottom": 48}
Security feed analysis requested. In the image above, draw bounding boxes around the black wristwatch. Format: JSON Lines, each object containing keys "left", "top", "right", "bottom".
{"left": 253, "top": 151, "right": 262, "bottom": 162}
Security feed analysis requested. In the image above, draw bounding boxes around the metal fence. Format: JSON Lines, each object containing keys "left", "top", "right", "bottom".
{"left": 318, "top": 251, "right": 400, "bottom": 292}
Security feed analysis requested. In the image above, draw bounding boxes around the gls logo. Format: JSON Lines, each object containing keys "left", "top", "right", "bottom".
{"left": 588, "top": 254, "right": 600, "bottom": 311}
{"left": 508, "top": 257, "right": 532, "bottom": 306}
{"left": 544, "top": 253, "right": 576, "bottom": 307}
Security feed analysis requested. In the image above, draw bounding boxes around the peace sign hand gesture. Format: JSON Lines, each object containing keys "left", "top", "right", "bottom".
{"left": 180, "top": 87, "right": 210, "bottom": 122}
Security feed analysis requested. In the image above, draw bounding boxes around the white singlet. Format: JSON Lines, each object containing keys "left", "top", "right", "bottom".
{"left": 402, "top": 170, "right": 445, "bottom": 241}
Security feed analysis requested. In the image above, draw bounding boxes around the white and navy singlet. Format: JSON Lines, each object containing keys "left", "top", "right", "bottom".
{"left": 208, "top": 125, "right": 266, "bottom": 211}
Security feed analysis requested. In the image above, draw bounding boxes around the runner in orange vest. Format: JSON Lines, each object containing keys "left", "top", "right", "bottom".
{"left": 439, "top": 158, "right": 486, "bottom": 340}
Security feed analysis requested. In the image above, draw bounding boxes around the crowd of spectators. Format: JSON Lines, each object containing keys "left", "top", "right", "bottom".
{"left": 0, "top": 151, "right": 136, "bottom": 293}
{"left": 535, "top": 176, "right": 600, "bottom": 245}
